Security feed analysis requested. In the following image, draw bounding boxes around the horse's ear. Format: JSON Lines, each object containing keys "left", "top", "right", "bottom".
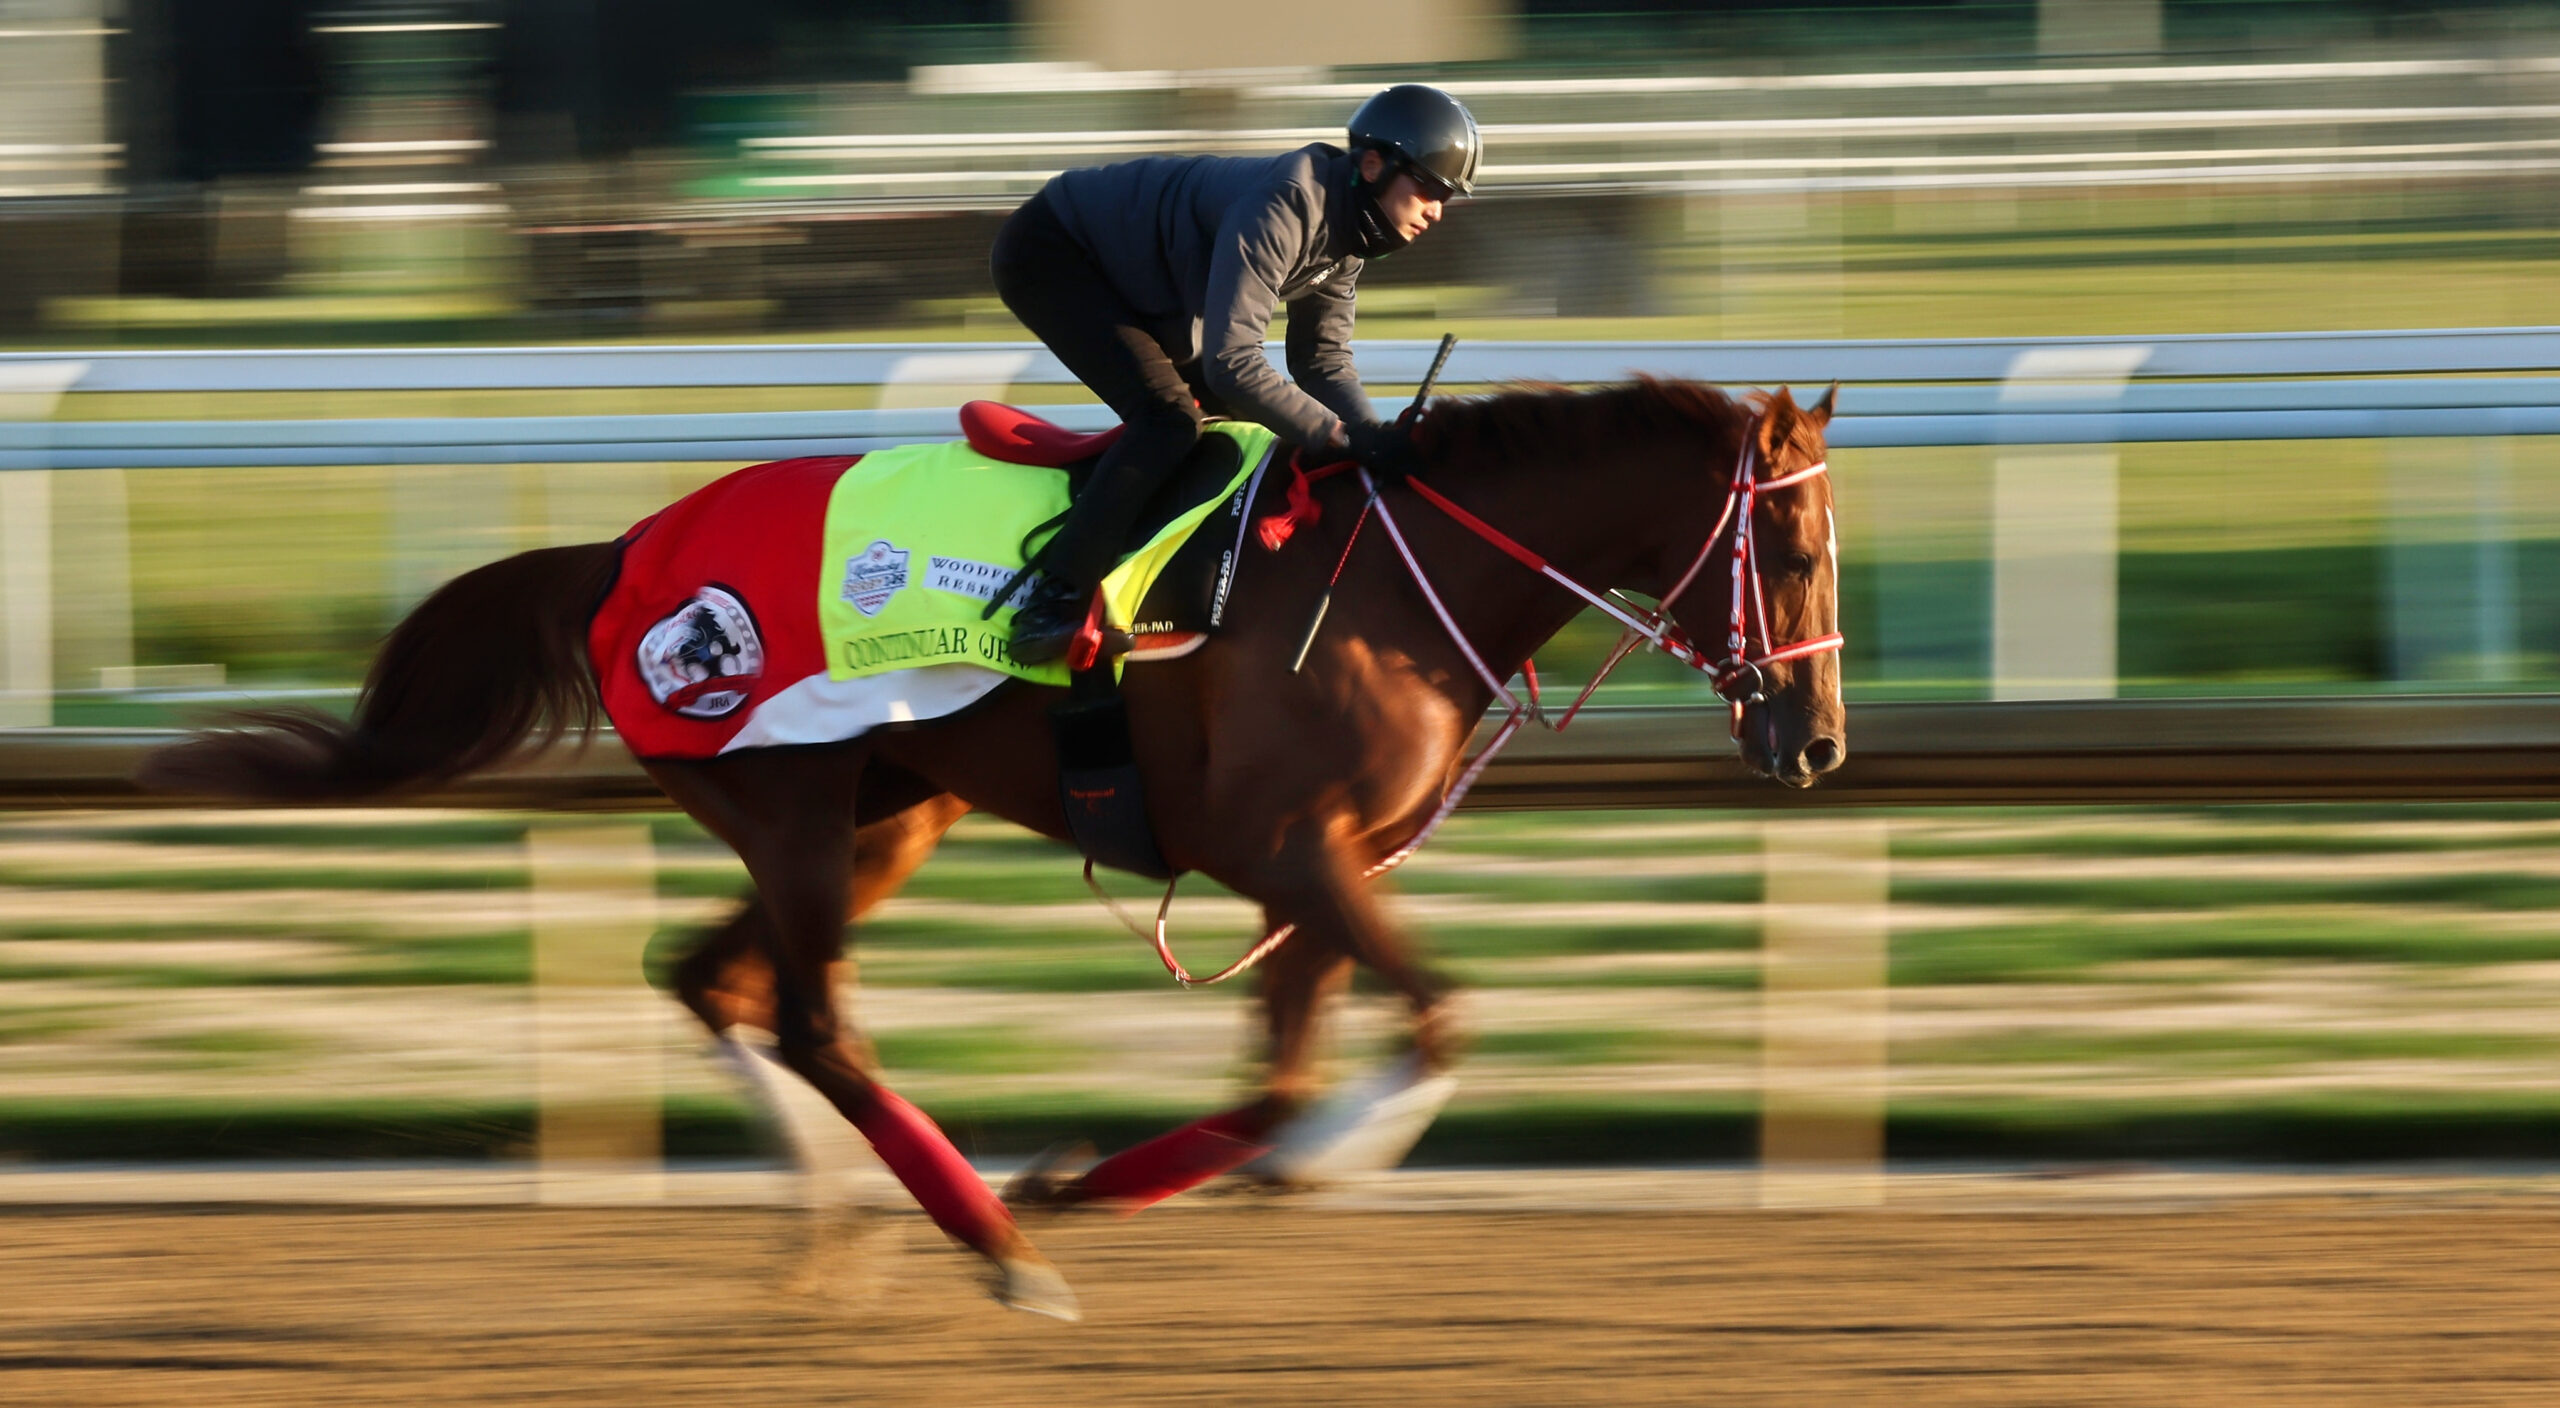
{"left": 1808, "top": 382, "right": 1838, "bottom": 427}
{"left": 1756, "top": 386, "right": 1802, "bottom": 460}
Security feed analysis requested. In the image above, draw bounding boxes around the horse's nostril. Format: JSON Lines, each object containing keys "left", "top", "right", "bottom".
{"left": 1802, "top": 736, "right": 1846, "bottom": 773}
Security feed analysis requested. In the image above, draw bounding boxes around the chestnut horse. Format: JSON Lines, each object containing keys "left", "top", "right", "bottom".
{"left": 142, "top": 378, "right": 1846, "bottom": 1320}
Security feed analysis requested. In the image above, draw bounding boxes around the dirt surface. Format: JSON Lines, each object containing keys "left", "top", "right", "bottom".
{"left": 4, "top": 1201, "right": 2556, "bottom": 1406}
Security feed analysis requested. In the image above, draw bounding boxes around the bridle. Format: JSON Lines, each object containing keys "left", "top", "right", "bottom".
{"left": 1398, "top": 426, "right": 1843, "bottom": 738}
{"left": 1663, "top": 435, "right": 1846, "bottom": 727}
{"left": 1092, "top": 409, "right": 1846, "bottom": 987}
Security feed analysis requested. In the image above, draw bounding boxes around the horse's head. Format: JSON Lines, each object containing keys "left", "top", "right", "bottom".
{"left": 1404, "top": 374, "right": 1846, "bottom": 786}
{"left": 1659, "top": 384, "right": 1847, "bottom": 788}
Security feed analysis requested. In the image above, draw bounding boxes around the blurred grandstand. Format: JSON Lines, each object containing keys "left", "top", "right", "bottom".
{"left": 3, "top": 1, "right": 2560, "bottom": 339}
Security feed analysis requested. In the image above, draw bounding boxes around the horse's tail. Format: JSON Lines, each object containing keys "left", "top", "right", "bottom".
{"left": 138, "top": 541, "right": 624, "bottom": 803}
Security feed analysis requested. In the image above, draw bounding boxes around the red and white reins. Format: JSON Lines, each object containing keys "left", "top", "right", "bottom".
{"left": 1092, "top": 419, "right": 1843, "bottom": 987}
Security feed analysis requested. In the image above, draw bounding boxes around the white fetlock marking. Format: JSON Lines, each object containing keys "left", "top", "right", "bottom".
{"left": 713, "top": 1030, "right": 891, "bottom": 1208}
{"left": 995, "top": 1257, "right": 1083, "bottom": 1323}
{"left": 1249, "top": 1051, "right": 1457, "bottom": 1188}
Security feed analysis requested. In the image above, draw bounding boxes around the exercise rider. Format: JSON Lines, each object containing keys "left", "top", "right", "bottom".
{"left": 989, "top": 83, "right": 1481, "bottom": 665}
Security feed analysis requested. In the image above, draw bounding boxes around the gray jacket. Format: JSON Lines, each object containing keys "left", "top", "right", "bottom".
{"left": 1042, "top": 143, "right": 1376, "bottom": 448}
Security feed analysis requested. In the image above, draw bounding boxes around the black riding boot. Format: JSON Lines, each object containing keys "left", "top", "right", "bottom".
{"left": 1004, "top": 573, "right": 1093, "bottom": 665}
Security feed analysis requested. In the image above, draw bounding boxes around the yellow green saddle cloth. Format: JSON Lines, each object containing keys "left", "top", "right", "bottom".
{"left": 817, "top": 421, "right": 1277, "bottom": 687}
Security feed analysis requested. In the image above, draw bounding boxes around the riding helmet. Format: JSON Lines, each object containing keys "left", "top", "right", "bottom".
{"left": 1347, "top": 84, "right": 1481, "bottom": 197}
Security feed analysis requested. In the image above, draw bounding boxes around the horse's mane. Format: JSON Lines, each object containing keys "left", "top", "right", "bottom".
{"left": 1412, "top": 377, "right": 1824, "bottom": 472}
{"left": 1412, "top": 376, "right": 1747, "bottom": 470}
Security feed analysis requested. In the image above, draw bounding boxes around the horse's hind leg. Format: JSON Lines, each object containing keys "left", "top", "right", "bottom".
{"left": 646, "top": 748, "right": 1074, "bottom": 1320}
{"left": 667, "top": 902, "right": 777, "bottom": 1039}
{"left": 668, "top": 768, "right": 968, "bottom": 1041}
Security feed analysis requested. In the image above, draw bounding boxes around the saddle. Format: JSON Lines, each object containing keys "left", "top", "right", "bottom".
{"left": 959, "top": 401, "right": 1273, "bottom": 661}
{"left": 959, "top": 402, "right": 1285, "bottom": 881}
{"left": 959, "top": 400, "right": 1122, "bottom": 468}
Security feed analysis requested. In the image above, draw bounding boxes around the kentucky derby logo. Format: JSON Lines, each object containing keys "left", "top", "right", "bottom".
{"left": 637, "top": 585, "right": 764, "bottom": 719}
{"left": 841, "top": 539, "right": 911, "bottom": 617}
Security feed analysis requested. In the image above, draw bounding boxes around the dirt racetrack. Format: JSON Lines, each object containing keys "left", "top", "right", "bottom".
{"left": 3, "top": 1198, "right": 2555, "bottom": 1406}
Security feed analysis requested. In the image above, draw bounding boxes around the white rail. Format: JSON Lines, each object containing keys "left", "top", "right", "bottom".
{"left": 6, "top": 330, "right": 2560, "bottom": 469}
{"left": 12, "top": 328, "right": 2560, "bottom": 393}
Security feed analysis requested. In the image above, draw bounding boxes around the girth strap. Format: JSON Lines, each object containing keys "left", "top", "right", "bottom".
{"left": 1048, "top": 661, "right": 1171, "bottom": 881}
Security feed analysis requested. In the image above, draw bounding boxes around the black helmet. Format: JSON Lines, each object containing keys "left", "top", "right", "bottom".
{"left": 1347, "top": 84, "right": 1480, "bottom": 198}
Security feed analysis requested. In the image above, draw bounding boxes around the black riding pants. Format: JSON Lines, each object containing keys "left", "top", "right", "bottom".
{"left": 990, "top": 191, "right": 1223, "bottom": 590}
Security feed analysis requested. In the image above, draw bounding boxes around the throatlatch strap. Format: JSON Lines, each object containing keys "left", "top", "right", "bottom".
{"left": 1049, "top": 662, "right": 1173, "bottom": 881}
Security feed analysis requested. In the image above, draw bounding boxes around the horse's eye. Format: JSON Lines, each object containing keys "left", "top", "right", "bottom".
{"left": 1783, "top": 551, "right": 1816, "bottom": 577}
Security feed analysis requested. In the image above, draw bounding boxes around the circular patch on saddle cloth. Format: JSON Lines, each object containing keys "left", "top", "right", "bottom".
{"left": 637, "top": 584, "right": 765, "bottom": 719}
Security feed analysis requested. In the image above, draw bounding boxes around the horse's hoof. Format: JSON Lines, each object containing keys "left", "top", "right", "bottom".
{"left": 1248, "top": 1052, "right": 1457, "bottom": 1188}
{"left": 1002, "top": 1139, "right": 1095, "bottom": 1212}
{"left": 990, "top": 1254, "right": 1082, "bottom": 1323}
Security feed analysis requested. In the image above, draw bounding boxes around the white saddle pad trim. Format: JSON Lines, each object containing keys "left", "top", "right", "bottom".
{"left": 718, "top": 662, "right": 1008, "bottom": 753}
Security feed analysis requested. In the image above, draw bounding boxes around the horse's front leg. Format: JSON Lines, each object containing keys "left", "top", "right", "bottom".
{"left": 1008, "top": 913, "right": 1351, "bottom": 1213}
{"left": 1266, "top": 819, "right": 1462, "bottom": 1065}
{"left": 1236, "top": 915, "right": 1462, "bottom": 1189}
{"left": 650, "top": 749, "right": 1075, "bottom": 1320}
{"left": 1233, "top": 826, "right": 1466, "bottom": 1184}
{"left": 1017, "top": 825, "right": 1458, "bottom": 1212}
{"left": 1255, "top": 920, "right": 1358, "bottom": 1120}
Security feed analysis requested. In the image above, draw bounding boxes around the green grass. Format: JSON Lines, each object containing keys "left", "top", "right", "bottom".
{"left": 1895, "top": 1027, "right": 2558, "bottom": 1070}
{"left": 1389, "top": 870, "right": 1761, "bottom": 905}
{"left": 1441, "top": 921, "right": 1760, "bottom": 961}
{"left": 1471, "top": 1027, "right": 1754, "bottom": 1066}
{"left": 1423, "top": 813, "right": 1759, "bottom": 848}
{"left": 0, "top": 931, "right": 531, "bottom": 989}
{"left": 138, "top": 1027, "right": 314, "bottom": 1055}
{"left": 0, "top": 863, "right": 530, "bottom": 894}
{"left": 872, "top": 1024, "right": 1095, "bottom": 1076}
{"left": 360, "top": 933, "right": 533, "bottom": 986}
{"left": 138, "top": 1028, "right": 323, "bottom": 1066}
{"left": 662, "top": 858, "right": 1075, "bottom": 906}
{"left": 1456, "top": 962, "right": 1765, "bottom": 992}
{"left": 0, "top": 1005, "right": 106, "bottom": 1044}
{"left": 94, "top": 820, "right": 538, "bottom": 849}
{"left": 853, "top": 915, "right": 1149, "bottom": 948}
{"left": 1889, "top": 915, "right": 2560, "bottom": 987}
{"left": 0, "top": 920, "right": 322, "bottom": 942}
{"left": 1887, "top": 828, "right": 2550, "bottom": 860}
{"left": 860, "top": 943, "right": 1242, "bottom": 995}
{"left": 1894, "top": 872, "right": 2560, "bottom": 914}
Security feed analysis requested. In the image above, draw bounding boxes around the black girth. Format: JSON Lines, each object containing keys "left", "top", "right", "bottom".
{"left": 1048, "top": 662, "right": 1171, "bottom": 880}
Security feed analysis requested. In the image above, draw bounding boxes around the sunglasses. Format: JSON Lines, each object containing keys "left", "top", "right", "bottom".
{"left": 1402, "top": 164, "right": 1460, "bottom": 202}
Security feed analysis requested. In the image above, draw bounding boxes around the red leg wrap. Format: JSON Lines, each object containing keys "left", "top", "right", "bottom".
{"left": 850, "top": 1087, "right": 1013, "bottom": 1255}
{"left": 1075, "top": 1107, "right": 1271, "bottom": 1212}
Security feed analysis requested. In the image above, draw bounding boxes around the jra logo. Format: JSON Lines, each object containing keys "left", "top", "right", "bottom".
{"left": 637, "top": 585, "right": 763, "bottom": 719}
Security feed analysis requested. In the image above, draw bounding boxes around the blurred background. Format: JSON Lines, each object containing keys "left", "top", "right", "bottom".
{"left": 7, "top": 0, "right": 2560, "bottom": 705}
{"left": 4, "top": 0, "right": 2560, "bottom": 1181}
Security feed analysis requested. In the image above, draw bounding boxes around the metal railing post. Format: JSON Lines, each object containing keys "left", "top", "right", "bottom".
{"left": 529, "top": 821, "right": 666, "bottom": 1204}
{"left": 1759, "top": 816, "right": 1891, "bottom": 1208}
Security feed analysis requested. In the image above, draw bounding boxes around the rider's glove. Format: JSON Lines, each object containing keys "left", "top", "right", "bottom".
{"left": 1344, "top": 418, "right": 1424, "bottom": 485}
